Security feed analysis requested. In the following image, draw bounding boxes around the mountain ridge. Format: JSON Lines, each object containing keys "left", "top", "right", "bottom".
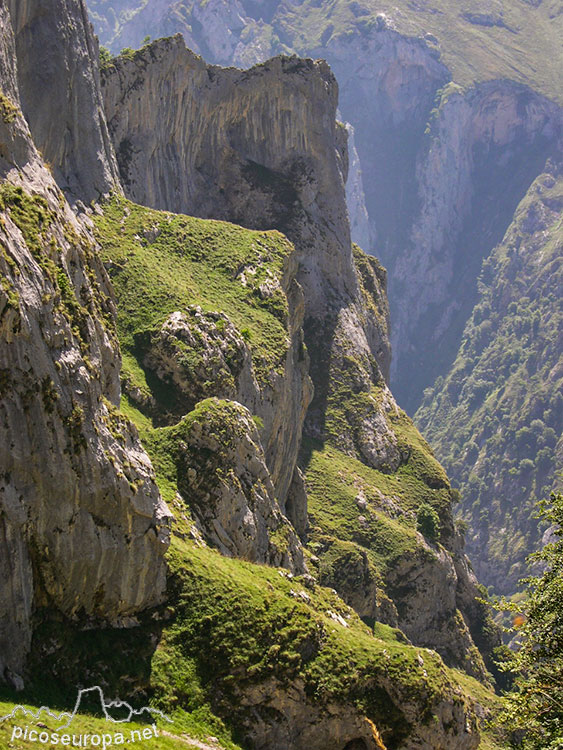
{"left": 0, "top": 0, "right": 513, "bottom": 746}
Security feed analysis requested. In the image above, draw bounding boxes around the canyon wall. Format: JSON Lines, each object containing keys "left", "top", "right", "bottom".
{"left": 8, "top": 0, "right": 121, "bottom": 202}
{"left": 0, "top": 0, "right": 170, "bottom": 687}
{"left": 88, "top": 0, "right": 563, "bottom": 594}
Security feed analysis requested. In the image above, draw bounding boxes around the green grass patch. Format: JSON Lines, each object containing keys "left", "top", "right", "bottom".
{"left": 0, "top": 92, "right": 19, "bottom": 123}
{"left": 93, "top": 195, "right": 293, "bottom": 418}
{"left": 302, "top": 438, "right": 450, "bottom": 573}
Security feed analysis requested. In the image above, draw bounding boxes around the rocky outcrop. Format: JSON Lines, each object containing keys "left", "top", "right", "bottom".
{"left": 239, "top": 674, "right": 478, "bottom": 750}
{"left": 141, "top": 307, "right": 260, "bottom": 418}
{"left": 101, "top": 40, "right": 357, "bottom": 311}
{"left": 386, "top": 540, "right": 487, "bottom": 681}
{"left": 0, "top": 0, "right": 170, "bottom": 687}
{"left": 101, "top": 39, "right": 391, "bottom": 455}
{"left": 167, "top": 398, "right": 305, "bottom": 572}
{"left": 7, "top": 0, "right": 120, "bottom": 202}
{"left": 128, "top": 229, "right": 312, "bottom": 508}
{"left": 316, "top": 538, "right": 399, "bottom": 627}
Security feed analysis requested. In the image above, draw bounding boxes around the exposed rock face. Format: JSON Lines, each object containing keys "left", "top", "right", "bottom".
{"left": 239, "top": 678, "right": 388, "bottom": 750}
{"left": 142, "top": 307, "right": 260, "bottom": 418}
{"left": 0, "top": 0, "right": 170, "bottom": 686}
{"left": 169, "top": 398, "right": 305, "bottom": 572}
{"left": 387, "top": 540, "right": 486, "bottom": 680}
{"left": 344, "top": 122, "right": 375, "bottom": 252}
{"left": 101, "top": 39, "right": 391, "bottom": 453}
{"left": 8, "top": 0, "right": 120, "bottom": 202}
{"left": 239, "top": 675, "right": 479, "bottom": 750}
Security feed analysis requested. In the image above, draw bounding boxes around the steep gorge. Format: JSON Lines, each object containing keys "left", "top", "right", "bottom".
{"left": 87, "top": 0, "right": 562, "bottom": 410}
{"left": 98, "top": 36, "right": 501, "bottom": 685}
{"left": 0, "top": 0, "right": 508, "bottom": 746}
{"left": 87, "top": 0, "right": 563, "bottom": 595}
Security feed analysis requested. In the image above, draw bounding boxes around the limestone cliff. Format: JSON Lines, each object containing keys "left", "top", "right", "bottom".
{"left": 0, "top": 0, "right": 170, "bottom": 687}
{"left": 8, "top": 0, "right": 120, "bottom": 202}
{"left": 98, "top": 38, "right": 498, "bottom": 683}
{"left": 101, "top": 38, "right": 391, "bottom": 445}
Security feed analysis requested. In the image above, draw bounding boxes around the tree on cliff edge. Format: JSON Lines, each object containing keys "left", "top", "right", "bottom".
{"left": 498, "top": 493, "right": 563, "bottom": 748}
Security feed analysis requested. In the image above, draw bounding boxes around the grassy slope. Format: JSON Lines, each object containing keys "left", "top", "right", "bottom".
{"left": 94, "top": 195, "right": 292, "bottom": 405}
{"left": 302, "top": 433, "right": 450, "bottom": 573}
{"left": 416, "top": 167, "right": 563, "bottom": 594}
{"left": 0, "top": 529, "right": 507, "bottom": 746}
{"left": 0, "top": 699, "right": 237, "bottom": 750}
{"left": 88, "top": 196, "right": 506, "bottom": 745}
{"left": 0, "top": 534, "right": 503, "bottom": 747}
{"left": 280, "top": 0, "right": 562, "bottom": 103}
{"left": 94, "top": 195, "right": 460, "bottom": 586}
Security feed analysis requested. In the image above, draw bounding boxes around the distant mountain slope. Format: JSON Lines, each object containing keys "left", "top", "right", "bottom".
{"left": 416, "top": 160, "right": 563, "bottom": 594}
{"left": 89, "top": 0, "right": 562, "bottom": 104}
{"left": 87, "top": 0, "right": 561, "bottom": 415}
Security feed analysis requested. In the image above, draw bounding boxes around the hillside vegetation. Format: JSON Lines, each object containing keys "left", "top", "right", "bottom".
{"left": 416, "top": 162, "right": 563, "bottom": 594}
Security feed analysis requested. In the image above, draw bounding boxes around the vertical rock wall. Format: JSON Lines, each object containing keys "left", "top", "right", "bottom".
{"left": 8, "top": 0, "right": 121, "bottom": 203}
{"left": 0, "top": 0, "right": 170, "bottom": 686}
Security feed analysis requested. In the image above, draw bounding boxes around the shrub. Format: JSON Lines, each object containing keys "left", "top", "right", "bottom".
{"left": 416, "top": 503, "right": 440, "bottom": 542}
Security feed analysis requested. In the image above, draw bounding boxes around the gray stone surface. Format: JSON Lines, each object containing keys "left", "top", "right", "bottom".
{"left": 0, "top": 0, "right": 170, "bottom": 685}
{"left": 174, "top": 398, "right": 305, "bottom": 572}
{"left": 8, "top": 0, "right": 121, "bottom": 203}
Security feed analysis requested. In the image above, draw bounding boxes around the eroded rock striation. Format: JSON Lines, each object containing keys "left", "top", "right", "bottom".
{"left": 8, "top": 0, "right": 120, "bottom": 202}
{"left": 0, "top": 0, "right": 170, "bottom": 686}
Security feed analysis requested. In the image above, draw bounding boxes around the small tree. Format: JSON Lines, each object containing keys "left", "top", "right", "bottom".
{"left": 495, "top": 493, "right": 563, "bottom": 748}
{"left": 416, "top": 502, "right": 440, "bottom": 542}
{"left": 99, "top": 46, "right": 113, "bottom": 68}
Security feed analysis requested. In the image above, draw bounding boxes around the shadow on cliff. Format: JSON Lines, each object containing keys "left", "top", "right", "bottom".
{"left": 2, "top": 605, "right": 165, "bottom": 718}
